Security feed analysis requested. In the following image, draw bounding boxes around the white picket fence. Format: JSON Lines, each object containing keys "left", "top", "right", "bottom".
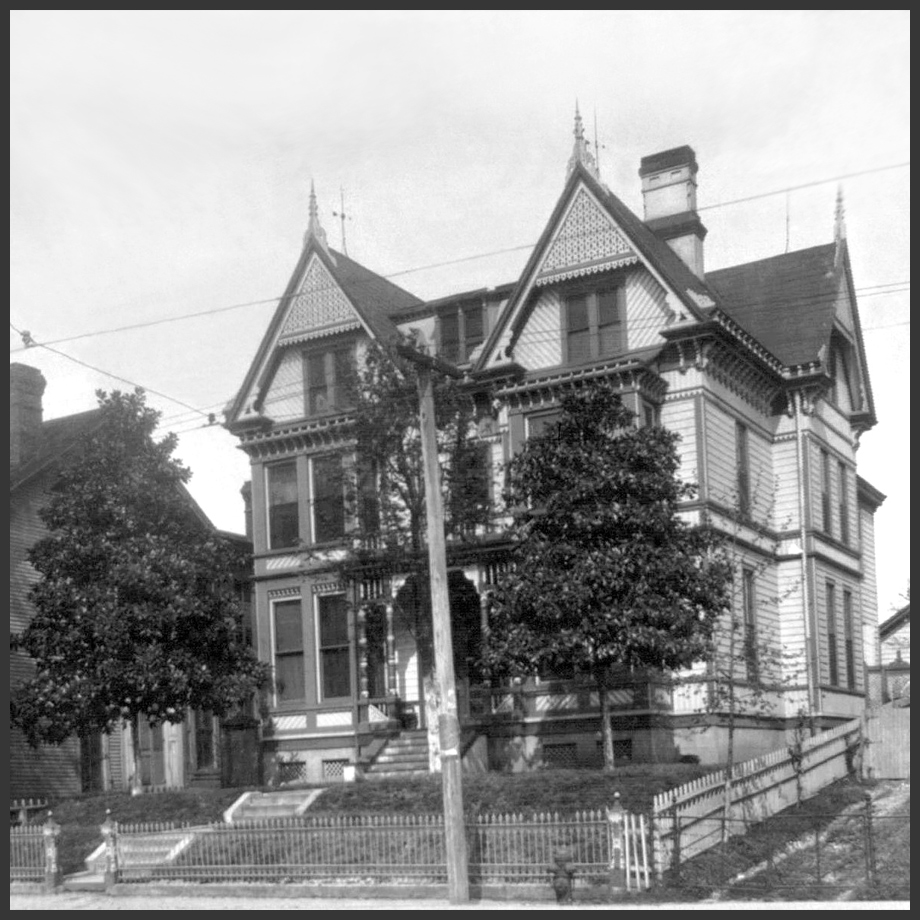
{"left": 651, "top": 718, "right": 862, "bottom": 873}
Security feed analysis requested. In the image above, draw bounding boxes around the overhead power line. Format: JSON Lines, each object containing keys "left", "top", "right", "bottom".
{"left": 9, "top": 161, "right": 909, "bottom": 355}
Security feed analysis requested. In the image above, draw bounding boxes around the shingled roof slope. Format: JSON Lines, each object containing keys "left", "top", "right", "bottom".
{"left": 707, "top": 243, "right": 839, "bottom": 368}
{"left": 331, "top": 247, "right": 423, "bottom": 319}
{"left": 11, "top": 408, "right": 106, "bottom": 492}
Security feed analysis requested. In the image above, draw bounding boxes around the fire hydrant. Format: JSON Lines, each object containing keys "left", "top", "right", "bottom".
{"left": 549, "top": 850, "right": 576, "bottom": 904}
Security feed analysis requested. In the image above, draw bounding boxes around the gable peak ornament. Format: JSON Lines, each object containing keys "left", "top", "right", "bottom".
{"left": 566, "top": 102, "right": 599, "bottom": 182}
{"left": 304, "top": 180, "right": 330, "bottom": 254}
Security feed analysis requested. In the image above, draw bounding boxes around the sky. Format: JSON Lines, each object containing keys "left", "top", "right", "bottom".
{"left": 10, "top": 11, "right": 909, "bottom": 621}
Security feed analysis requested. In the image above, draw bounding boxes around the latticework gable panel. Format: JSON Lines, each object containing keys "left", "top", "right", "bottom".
{"left": 537, "top": 188, "right": 636, "bottom": 284}
{"left": 281, "top": 256, "right": 360, "bottom": 343}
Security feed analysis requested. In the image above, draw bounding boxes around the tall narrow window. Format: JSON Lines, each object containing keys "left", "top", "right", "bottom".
{"left": 318, "top": 594, "right": 350, "bottom": 699}
{"left": 843, "top": 590, "right": 856, "bottom": 691}
{"left": 736, "top": 422, "right": 751, "bottom": 517}
{"left": 826, "top": 582, "right": 839, "bottom": 687}
{"left": 304, "top": 347, "right": 353, "bottom": 416}
{"left": 312, "top": 455, "right": 345, "bottom": 543}
{"left": 448, "top": 441, "right": 491, "bottom": 537}
{"left": 838, "top": 462, "right": 850, "bottom": 545}
{"left": 267, "top": 461, "right": 299, "bottom": 549}
{"left": 820, "top": 450, "right": 831, "bottom": 534}
{"left": 741, "top": 568, "right": 758, "bottom": 682}
{"left": 356, "top": 457, "right": 380, "bottom": 537}
{"left": 564, "top": 286, "right": 625, "bottom": 364}
{"left": 274, "top": 599, "right": 305, "bottom": 702}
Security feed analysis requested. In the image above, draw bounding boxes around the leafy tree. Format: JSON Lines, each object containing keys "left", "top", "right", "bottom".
{"left": 10, "top": 389, "right": 269, "bottom": 791}
{"left": 338, "top": 337, "right": 491, "bottom": 735}
{"left": 481, "top": 382, "right": 732, "bottom": 770}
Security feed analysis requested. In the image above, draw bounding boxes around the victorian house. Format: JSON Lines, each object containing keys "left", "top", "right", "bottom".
{"left": 10, "top": 364, "right": 257, "bottom": 797}
{"left": 225, "top": 113, "right": 883, "bottom": 781}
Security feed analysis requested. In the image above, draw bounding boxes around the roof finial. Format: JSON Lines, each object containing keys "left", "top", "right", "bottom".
{"left": 834, "top": 185, "right": 846, "bottom": 267}
{"left": 566, "top": 101, "right": 598, "bottom": 181}
{"left": 305, "top": 180, "right": 329, "bottom": 252}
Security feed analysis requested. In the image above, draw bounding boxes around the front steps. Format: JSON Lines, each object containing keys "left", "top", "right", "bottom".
{"left": 225, "top": 789, "right": 324, "bottom": 822}
{"left": 365, "top": 730, "right": 431, "bottom": 779}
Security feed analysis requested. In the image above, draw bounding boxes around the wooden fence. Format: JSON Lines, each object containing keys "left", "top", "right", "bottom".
{"left": 651, "top": 718, "right": 863, "bottom": 872}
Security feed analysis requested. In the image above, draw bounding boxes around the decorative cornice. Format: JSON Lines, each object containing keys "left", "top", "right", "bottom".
{"left": 237, "top": 414, "right": 354, "bottom": 460}
{"left": 497, "top": 359, "right": 668, "bottom": 409}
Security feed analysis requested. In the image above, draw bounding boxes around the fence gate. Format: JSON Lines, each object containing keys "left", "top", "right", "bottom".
{"left": 864, "top": 704, "right": 910, "bottom": 779}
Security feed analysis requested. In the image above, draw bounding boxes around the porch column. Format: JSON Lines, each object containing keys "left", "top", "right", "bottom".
{"left": 385, "top": 600, "right": 397, "bottom": 697}
{"left": 357, "top": 603, "right": 369, "bottom": 700}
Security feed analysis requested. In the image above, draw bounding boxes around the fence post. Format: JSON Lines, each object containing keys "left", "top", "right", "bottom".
{"left": 606, "top": 793, "right": 626, "bottom": 891}
{"left": 101, "top": 809, "right": 118, "bottom": 890}
{"left": 669, "top": 792, "right": 681, "bottom": 883}
{"left": 863, "top": 792, "right": 877, "bottom": 889}
{"left": 42, "top": 812, "right": 62, "bottom": 890}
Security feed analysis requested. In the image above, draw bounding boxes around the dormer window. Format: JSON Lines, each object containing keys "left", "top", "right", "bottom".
{"left": 439, "top": 300, "right": 485, "bottom": 364}
{"left": 564, "top": 285, "right": 625, "bottom": 364}
{"left": 304, "top": 346, "right": 353, "bottom": 416}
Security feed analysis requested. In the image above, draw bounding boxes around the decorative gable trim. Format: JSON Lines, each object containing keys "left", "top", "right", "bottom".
{"left": 535, "top": 188, "right": 639, "bottom": 286}
{"left": 279, "top": 254, "right": 362, "bottom": 344}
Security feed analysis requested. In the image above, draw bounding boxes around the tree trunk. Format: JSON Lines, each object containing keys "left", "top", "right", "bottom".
{"left": 597, "top": 671, "right": 616, "bottom": 771}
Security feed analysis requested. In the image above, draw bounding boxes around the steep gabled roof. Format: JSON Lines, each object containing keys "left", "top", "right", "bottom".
{"left": 707, "top": 244, "right": 839, "bottom": 368}
{"left": 10, "top": 408, "right": 105, "bottom": 493}
{"left": 475, "top": 161, "right": 718, "bottom": 373}
{"left": 225, "top": 235, "right": 421, "bottom": 428}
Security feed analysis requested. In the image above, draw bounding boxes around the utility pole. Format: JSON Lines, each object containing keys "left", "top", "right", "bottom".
{"left": 396, "top": 342, "right": 470, "bottom": 904}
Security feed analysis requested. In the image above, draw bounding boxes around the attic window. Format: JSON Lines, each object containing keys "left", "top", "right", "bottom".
{"left": 439, "top": 300, "right": 485, "bottom": 365}
{"left": 564, "top": 285, "right": 625, "bottom": 364}
{"left": 304, "top": 346, "right": 353, "bottom": 416}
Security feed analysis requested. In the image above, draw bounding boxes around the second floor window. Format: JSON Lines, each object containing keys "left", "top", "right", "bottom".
{"left": 312, "top": 455, "right": 346, "bottom": 543}
{"left": 564, "top": 286, "right": 625, "bottom": 364}
{"left": 304, "top": 347, "right": 353, "bottom": 416}
{"left": 820, "top": 449, "right": 831, "bottom": 534}
{"left": 736, "top": 422, "right": 751, "bottom": 517}
{"left": 439, "top": 300, "right": 485, "bottom": 365}
{"left": 838, "top": 462, "right": 850, "bottom": 545}
{"left": 267, "top": 461, "right": 300, "bottom": 549}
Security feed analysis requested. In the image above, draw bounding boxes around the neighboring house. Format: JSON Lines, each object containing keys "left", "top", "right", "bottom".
{"left": 10, "top": 364, "right": 258, "bottom": 798}
{"left": 224, "top": 112, "right": 884, "bottom": 780}
{"left": 868, "top": 603, "right": 910, "bottom": 705}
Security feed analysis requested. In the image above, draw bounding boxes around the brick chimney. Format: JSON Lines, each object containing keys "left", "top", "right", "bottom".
{"left": 10, "top": 363, "right": 46, "bottom": 468}
{"left": 639, "top": 145, "right": 707, "bottom": 278}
